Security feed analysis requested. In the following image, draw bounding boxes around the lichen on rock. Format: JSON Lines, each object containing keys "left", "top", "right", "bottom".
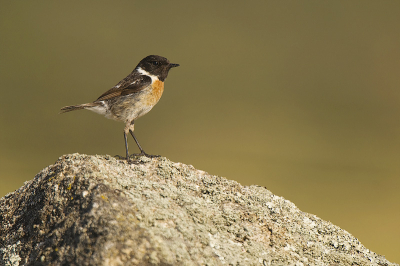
{"left": 0, "top": 154, "right": 397, "bottom": 266}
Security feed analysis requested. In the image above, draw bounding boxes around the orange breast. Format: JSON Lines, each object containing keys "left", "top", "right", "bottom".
{"left": 146, "top": 80, "right": 164, "bottom": 106}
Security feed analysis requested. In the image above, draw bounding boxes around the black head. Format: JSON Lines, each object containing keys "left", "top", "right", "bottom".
{"left": 136, "top": 55, "right": 179, "bottom": 81}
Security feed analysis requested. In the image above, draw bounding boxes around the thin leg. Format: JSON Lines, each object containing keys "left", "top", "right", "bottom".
{"left": 129, "top": 130, "right": 160, "bottom": 158}
{"left": 124, "top": 131, "right": 129, "bottom": 159}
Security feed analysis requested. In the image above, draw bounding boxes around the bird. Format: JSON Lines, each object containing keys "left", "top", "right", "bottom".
{"left": 60, "top": 55, "right": 179, "bottom": 160}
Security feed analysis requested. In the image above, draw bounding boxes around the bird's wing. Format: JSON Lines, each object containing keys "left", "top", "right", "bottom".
{"left": 95, "top": 75, "right": 152, "bottom": 101}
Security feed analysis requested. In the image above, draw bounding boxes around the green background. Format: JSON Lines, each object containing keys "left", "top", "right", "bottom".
{"left": 1, "top": 1, "right": 399, "bottom": 263}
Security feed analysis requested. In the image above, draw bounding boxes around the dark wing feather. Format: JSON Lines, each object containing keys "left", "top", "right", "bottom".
{"left": 95, "top": 75, "right": 152, "bottom": 101}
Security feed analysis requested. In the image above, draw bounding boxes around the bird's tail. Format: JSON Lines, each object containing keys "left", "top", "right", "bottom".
{"left": 59, "top": 103, "right": 99, "bottom": 114}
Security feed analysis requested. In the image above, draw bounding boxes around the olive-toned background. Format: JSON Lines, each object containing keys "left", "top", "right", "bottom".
{"left": 1, "top": 1, "right": 399, "bottom": 263}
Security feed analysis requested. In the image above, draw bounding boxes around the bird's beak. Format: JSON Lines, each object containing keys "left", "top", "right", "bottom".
{"left": 169, "top": 63, "right": 179, "bottom": 68}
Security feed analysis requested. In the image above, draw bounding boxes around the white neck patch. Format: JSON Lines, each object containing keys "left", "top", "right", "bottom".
{"left": 137, "top": 67, "right": 159, "bottom": 82}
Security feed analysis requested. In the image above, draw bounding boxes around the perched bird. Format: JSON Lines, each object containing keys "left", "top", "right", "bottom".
{"left": 60, "top": 55, "right": 179, "bottom": 160}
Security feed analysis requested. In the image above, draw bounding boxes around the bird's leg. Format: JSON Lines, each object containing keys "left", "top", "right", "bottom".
{"left": 123, "top": 121, "right": 132, "bottom": 160}
{"left": 128, "top": 120, "right": 160, "bottom": 158}
{"left": 124, "top": 131, "right": 129, "bottom": 160}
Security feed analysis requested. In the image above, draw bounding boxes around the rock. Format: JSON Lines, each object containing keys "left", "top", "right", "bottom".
{"left": 0, "top": 154, "right": 397, "bottom": 266}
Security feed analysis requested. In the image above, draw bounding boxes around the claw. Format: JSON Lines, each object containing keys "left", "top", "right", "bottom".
{"left": 132, "top": 152, "right": 160, "bottom": 158}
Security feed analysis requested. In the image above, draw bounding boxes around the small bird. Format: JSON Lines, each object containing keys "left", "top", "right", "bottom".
{"left": 60, "top": 55, "right": 179, "bottom": 160}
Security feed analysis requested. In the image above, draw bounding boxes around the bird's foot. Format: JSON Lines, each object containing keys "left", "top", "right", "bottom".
{"left": 132, "top": 151, "right": 161, "bottom": 158}
{"left": 114, "top": 155, "right": 141, "bottom": 164}
{"left": 114, "top": 155, "right": 127, "bottom": 160}
{"left": 115, "top": 152, "right": 160, "bottom": 164}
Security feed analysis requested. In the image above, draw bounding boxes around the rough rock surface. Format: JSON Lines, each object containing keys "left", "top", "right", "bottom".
{"left": 0, "top": 154, "right": 397, "bottom": 266}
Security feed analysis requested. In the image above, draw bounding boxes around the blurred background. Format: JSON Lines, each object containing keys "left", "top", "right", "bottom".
{"left": 1, "top": 1, "right": 399, "bottom": 263}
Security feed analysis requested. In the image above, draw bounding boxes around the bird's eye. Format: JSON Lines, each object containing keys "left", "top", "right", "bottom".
{"left": 152, "top": 61, "right": 159, "bottom": 66}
